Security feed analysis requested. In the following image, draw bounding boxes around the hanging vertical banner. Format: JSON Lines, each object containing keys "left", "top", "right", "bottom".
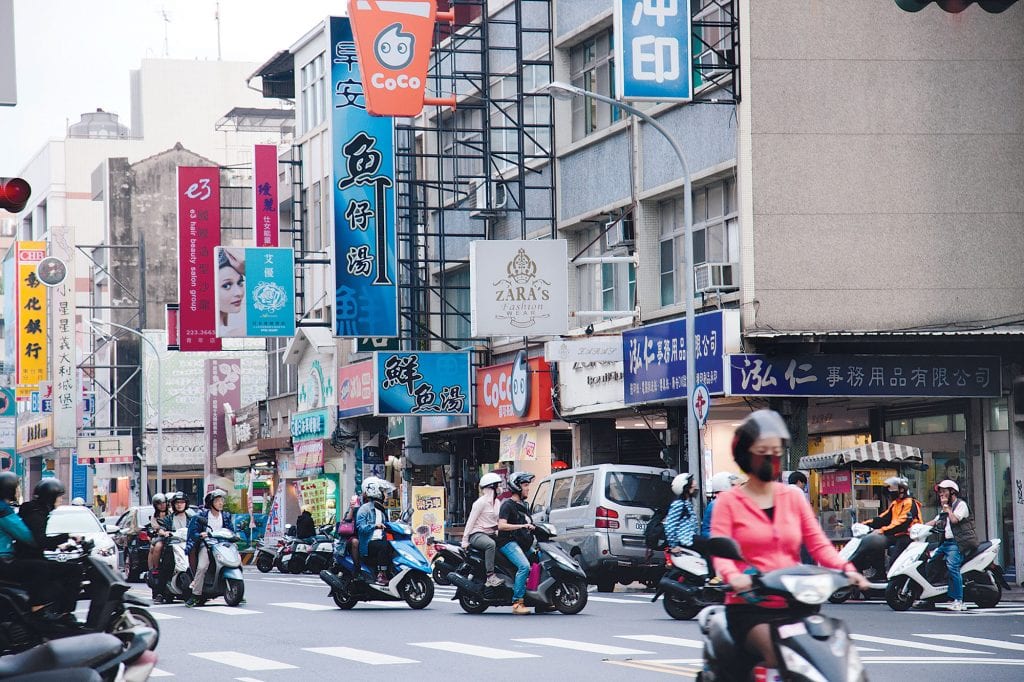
{"left": 16, "top": 241, "right": 47, "bottom": 398}
{"left": 213, "top": 246, "right": 296, "bottom": 337}
{"left": 49, "top": 226, "right": 77, "bottom": 448}
{"left": 177, "top": 166, "right": 222, "bottom": 352}
{"left": 330, "top": 16, "right": 398, "bottom": 338}
{"left": 253, "top": 144, "right": 279, "bottom": 247}
{"left": 614, "top": 0, "right": 694, "bottom": 102}
{"left": 203, "top": 358, "right": 241, "bottom": 485}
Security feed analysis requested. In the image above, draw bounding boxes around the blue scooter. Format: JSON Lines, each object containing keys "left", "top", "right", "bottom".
{"left": 319, "top": 520, "right": 434, "bottom": 609}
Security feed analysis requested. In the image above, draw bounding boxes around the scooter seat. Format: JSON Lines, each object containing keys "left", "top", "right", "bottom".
{"left": 0, "top": 633, "right": 123, "bottom": 676}
{"left": 963, "top": 541, "right": 992, "bottom": 563}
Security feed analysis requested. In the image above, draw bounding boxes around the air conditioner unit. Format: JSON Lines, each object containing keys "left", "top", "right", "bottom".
{"left": 469, "top": 180, "right": 508, "bottom": 217}
{"left": 604, "top": 215, "right": 635, "bottom": 250}
{"left": 694, "top": 262, "right": 738, "bottom": 294}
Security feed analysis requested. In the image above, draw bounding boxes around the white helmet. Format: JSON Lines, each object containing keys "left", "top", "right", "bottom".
{"left": 71, "top": 497, "right": 86, "bottom": 506}
{"left": 479, "top": 472, "right": 502, "bottom": 490}
{"left": 671, "top": 473, "right": 695, "bottom": 497}
{"left": 884, "top": 476, "right": 909, "bottom": 491}
{"left": 709, "top": 471, "right": 739, "bottom": 494}
{"left": 935, "top": 479, "right": 959, "bottom": 493}
{"left": 362, "top": 477, "right": 393, "bottom": 501}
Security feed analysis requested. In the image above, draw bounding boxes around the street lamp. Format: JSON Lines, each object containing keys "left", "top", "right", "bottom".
{"left": 91, "top": 319, "right": 163, "bottom": 495}
{"left": 542, "top": 81, "right": 700, "bottom": 479}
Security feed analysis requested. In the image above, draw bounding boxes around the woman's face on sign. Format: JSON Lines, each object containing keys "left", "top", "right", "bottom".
{"left": 218, "top": 266, "right": 244, "bottom": 313}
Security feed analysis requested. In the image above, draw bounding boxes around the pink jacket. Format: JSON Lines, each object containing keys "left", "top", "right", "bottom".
{"left": 461, "top": 494, "right": 500, "bottom": 547}
{"left": 711, "top": 483, "right": 853, "bottom": 607}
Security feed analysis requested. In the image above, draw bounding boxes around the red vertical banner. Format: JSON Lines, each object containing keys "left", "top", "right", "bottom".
{"left": 203, "top": 358, "right": 241, "bottom": 488}
{"left": 177, "top": 167, "right": 221, "bottom": 352}
{"left": 252, "top": 145, "right": 279, "bottom": 247}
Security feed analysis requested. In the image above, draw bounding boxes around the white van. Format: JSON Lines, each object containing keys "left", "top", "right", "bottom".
{"left": 528, "top": 464, "right": 675, "bottom": 592}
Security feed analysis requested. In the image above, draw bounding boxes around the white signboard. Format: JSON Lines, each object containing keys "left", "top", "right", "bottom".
{"left": 50, "top": 226, "right": 77, "bottom": 448}
{"left": 470, "top": 240, "right": 569, "bottom": 337}
{"left": 557, "top": 361, "right": 626, "bottom": 417}
{"left": 142, "top": 430, "right": 205, "bottom": 467}
{"left": 0, "top": 418, "right": 14, "bottom": 449}
{"left": 76, "top": 435, "right": 133, "bottom": 464}
{"left": 544, "top": 336, "right": 623, "bottom": 364}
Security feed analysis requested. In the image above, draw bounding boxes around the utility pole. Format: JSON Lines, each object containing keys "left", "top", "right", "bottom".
{"left": 215, "top": 1, "right": 222, "bottom": 61}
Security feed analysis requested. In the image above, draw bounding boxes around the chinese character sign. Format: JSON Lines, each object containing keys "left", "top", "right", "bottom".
{"left": 49, "top": 226, "right": 77, "bottom": 448}
{"left": 16, "top": 241, "right": 47, "bottom": 397}
{"left": 253, "top": 145, "right": 279, "bottom": 247}
{"left": 213, "top": 247, "right": 296, "bottom": 338}
{"left": 374, "top": 351, "right": 471, "bottom": 416}
{"left": 338, "top": 360, "right": 375, "bottom": 418}
{"left": 331, "top": 16, "right": 399, "bottom": 338}
{"left": 177, "top": 167, "right": 222, "bottom": 352}
{"left": 614, "top": 0, "right": 693, "bottom": 101}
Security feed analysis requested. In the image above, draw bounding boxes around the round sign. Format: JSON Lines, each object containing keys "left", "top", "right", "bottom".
{"left": 36, "top": 257, "right": 68, "bottom": 287}
{"left": 510, "top": 350, "right": 531, "bottom": 418}
{"left": 691, "top": 383, "right": 711, "bottom": 427}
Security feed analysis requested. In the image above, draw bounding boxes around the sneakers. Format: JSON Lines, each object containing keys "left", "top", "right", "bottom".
{"left": 485, "top": 573, "right": 503, "bottom": 587}
{"left": 184, "top": 596, "right": 206, "bottom": 608}
{"left": 512, "top": 599, "right": 531, "bottom": 615}
{"left": 949, "top": 600, "right": 967, "bottom": 611}
{"left": 375, "top": 571, "right": 388, "bottom": 586}
{"left": 911, "top": 600, "right": 935, "bottom": 610}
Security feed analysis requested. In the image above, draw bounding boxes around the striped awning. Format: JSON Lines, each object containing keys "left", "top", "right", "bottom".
{"left": 799, "top": 441, "right": 922, "bottom": 470}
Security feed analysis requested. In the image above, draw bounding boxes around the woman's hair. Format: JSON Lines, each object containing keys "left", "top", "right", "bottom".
{"left": 218, "top": 249, "right": 245, "bottom": 276}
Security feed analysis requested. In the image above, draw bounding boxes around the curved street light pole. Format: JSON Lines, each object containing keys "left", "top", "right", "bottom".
{"left": 91, "top": 319, "right": 163, "bottom": 496}
{"left": 542, "top": 82, "right": 700, "bottom": 480}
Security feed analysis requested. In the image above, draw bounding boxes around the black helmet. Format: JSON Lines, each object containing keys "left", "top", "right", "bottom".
{"left": 151, "top": 493, "right": 167, "bottom": 509}
{"left": 731, "top": 410, "right": 791, "bottom": 474}
{"left": 507, "top": 471, "right": 535, "bottom": 495}
{"left": 170, "top": 491, "right": 189, "bottom": 506}
{"left": 204, "top": 488, "right": 227, "bottom": 508}
{"left": 34, "top": 478, "right": 66, "bottom": 508}
{"left": 0, "top": 472, "right": 19, "bottom": 502}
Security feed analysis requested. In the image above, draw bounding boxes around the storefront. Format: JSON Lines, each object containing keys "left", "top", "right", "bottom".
{"left": 16, "top": 414, "right": 55, "bottom": 494}
{"left": 285, "top": 406, "right": 338, "bottom": 526}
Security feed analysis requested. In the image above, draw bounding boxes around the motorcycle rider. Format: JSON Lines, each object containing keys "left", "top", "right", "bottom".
{"left": 185, "top": 489, "right": 233, "bottom": 607}
{"left": 14, "top": 479, "right": 82, "bottom": 620}
{"left": 865, "top": 476, "right": 921, "bottom": 579}
{"left": 497, "top": 471, "right": 535, "bottom": 615}
{"left": 665, "top": 473, "right": 699, "bottom": 553}
{"left": 145, "top": 493, "right": 170, "bottom": 599}
{"left": 710, "top": 410, "right": 869, "bottom": 670}
{"left": 461, "top": 472, "right": 504, "bottom": 588}
{"left": 923, "top": 479, "right": 977, "bottom": 612}
{"left": 153, "top": 491, "right": 193, "bottom": 601}
{"left": 0, "top": 471, "right": 55, "bottom": 618}
{"left": 339, "top": 493, "right": 363, "bottom": 574}
{"left": 701, "top": 472, "right": 739, "bottom": 539}
{"left": 357, "top": 477, "right": 395, "bottom": 586}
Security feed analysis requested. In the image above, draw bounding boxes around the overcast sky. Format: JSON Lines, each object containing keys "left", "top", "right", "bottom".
{"left": 0, "top": 0, "right": 343, "bottom": 175}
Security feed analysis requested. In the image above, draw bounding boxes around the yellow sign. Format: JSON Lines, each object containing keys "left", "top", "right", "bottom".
{"left": 499, "top": 427, "right": 538, "bottom": 462}
{"left": 16, "top": 242, "right": 48, "bottom": 393}
{"left": 853, "top": 469, "right": 898, "bottom": 486}
{"left": 411, "top": 485, "right": 445, "bottom": 560}
{"left": 299, "top": 478, "right": 331, "bottom": 525}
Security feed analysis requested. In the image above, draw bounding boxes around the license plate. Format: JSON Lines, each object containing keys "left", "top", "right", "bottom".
{"left": 632, "top": 520, "right": 647, "bottom": 532}
{"left": 294, "top": 544, "right": 310, "bottom": 552}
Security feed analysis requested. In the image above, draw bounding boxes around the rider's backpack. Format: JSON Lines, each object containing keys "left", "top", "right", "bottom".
{"left": 644, "top": 507, "right": 668, "bottom": 550}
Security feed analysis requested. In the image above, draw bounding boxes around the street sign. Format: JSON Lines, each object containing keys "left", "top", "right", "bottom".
{"left": 691, "top": 382, "right": 710, "bottom": 427}
{"left": 30, "top": 391, "right": 39, "bottom": 413}
{"left": 40, "top": 398, "right": 52, "bottom": 413}
{"left": 355, "top": 337, "right": 400, "bottom": 353}
{"left": 614, "top": 0, "right": 693, "bottom": 102}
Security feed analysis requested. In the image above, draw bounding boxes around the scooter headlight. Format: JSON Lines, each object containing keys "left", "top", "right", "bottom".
{"left": 779, "top": 646, "right": 829, "bottom": 682}
{"left": 780, "top": 574, "right": 835, "bottom": 605}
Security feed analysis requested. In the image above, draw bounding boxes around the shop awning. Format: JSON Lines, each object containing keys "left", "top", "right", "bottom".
{"left": 216, "top": 445, "right": 258, "bottom": 469}
{"left": 799, "top": 441, "right": 922, "bottom": 470}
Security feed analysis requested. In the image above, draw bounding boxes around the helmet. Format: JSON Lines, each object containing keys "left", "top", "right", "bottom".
{"left": 71, "top": 497, "right": 86, "bottom": 506}
{"left": 204, "top": 488, "right": 227, "bottom": 508}
{"left": 884, "top": 476, "right": 909, "bottom": 491}
{"left": 170, "top": 491, "right": 189, "bottom": 505}
{"left": 362, "top": 477, "right": 393, "bottom": 501}
{"left": 152, "top": 493, "right": 167, "bottom": 508}
{"left": 671, "top": 473, "right": 695, "bottom": 497}
{"left": 935, "top": 479, "right": 959, "bottom": 494}
{"left": 507, "top": 471, "right": 535, "bottom": 495}
{"left": 478, "top": 472, "right": 502, "bottom": 490}
{"left": 732, "top": 410, "right": 791, "bottom": 474}
{"left": 709, "top": 471, "right": 739, "bottom": 494}
{"left": 33, "top": 479, "right": 66, "bottom": 508}
{"left": 0, "top": 472, "right": 19, "bottom": 502}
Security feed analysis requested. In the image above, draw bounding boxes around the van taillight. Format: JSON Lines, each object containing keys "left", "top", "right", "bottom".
{"left": 595, "top": 506, "right": 619, "bottom": 529}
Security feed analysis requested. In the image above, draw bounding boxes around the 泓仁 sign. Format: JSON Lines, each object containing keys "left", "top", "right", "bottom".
{"left": 614, "top": 0, "right": 693, "bottom": 101}
{"left": 470, "top": 240, "right": 569, "bottom": 337}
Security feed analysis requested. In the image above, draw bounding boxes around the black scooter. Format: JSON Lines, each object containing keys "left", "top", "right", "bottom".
{"left": 426, "top": 537, "right": 463, "bottom": 586}
{"left": 0, "top": 630, "right": 158, "bottom": 681}
{"left": 697, "top": 537, "right": 866, "bottom": 682}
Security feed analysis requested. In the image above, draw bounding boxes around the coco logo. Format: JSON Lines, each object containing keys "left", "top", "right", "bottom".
{"left": 370, "top": 72, "right": 423, "bottom": 91}
{"left": 374, "top": 23, "right": 414, "bottom": 70}
{"left": 510, "top": 351, "right": 531, "bottom": 418}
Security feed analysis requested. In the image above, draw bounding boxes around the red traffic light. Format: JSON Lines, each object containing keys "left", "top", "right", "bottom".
{"left": 0, "top": 177, "right": 31, "bottom": 213}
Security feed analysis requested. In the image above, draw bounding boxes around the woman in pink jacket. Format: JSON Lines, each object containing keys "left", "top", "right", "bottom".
{"left": 711, "top": 410, "right": 869, "bottom": 668}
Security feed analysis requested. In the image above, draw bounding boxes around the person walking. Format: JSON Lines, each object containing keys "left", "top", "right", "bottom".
{"left": 461, "top": 473, "right": 504, "bottom": 588}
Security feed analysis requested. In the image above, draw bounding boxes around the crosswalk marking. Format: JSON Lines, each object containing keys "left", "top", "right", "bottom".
{"left": 850, "top": 634, "right": 986, "bottom": 654}
{"left": 616, "top": 635, "right": 703, "bottom": 649}
{"left": 304, "top": 646, "right": 419, "bottom": 665}
{"left": 586, "top": 596, "right": 648, "bottom": 604}
{"left": 916, "top": 634, "right": 1024, "bottom": 652}
{"left": 149, "top": 611, "right": 182, "bottom": 620}
{"left": 858, "top": 657, "right": 1024, "bottom": 666}
{"left": 409, "top": 641, "right": 539, "bottom": 659}
{"left": 514, "top": 637, "right": 654, "bottom": 655}
{"left": 195, "top": 606, "right": 262, "bottom": 616}
{"left": 149, "top": 669, "right": 174, "bottom": 677}
{"left": 270, "top": 602, "right": 336, "bottom": 611}
{"left": 190, "top": 652, "right": 296, "bottom": 671}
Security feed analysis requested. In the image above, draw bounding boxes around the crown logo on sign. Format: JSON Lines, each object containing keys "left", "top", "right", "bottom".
{"left": 507, "top": 249, "right": 537, "bottom": 283}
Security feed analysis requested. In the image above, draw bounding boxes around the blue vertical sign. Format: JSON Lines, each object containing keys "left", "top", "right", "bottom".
{"left": 71, "top": 452, "right": 88, "bottom": 502}
{"left": 614, "top": 0, "right": 693, "bottom": 101}
{"left": 331, "top": 16, "right": 399, "bottom": 338}
{"left": 244, "top": 247, "right": 296, "bottom": 336}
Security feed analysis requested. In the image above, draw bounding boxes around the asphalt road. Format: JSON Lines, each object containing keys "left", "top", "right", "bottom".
{"left": 119, "top": 566, "right": 1024, "bottom": 681}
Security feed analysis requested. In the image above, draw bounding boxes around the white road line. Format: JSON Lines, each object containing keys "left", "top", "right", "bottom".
{"left": 194, "top": 606, "right": 262, "bottom": 616}
{"left": 586, "top": 596, "right": 646, "bottom": 604}
{"left": 409, "top": 641, "right": 540, "bottom": 659}
{"left": 149, "top": 611, "right": 182, "bottom": 620}
{"left": 855, "top": 647, "right": 884, "bottom": 652}
{"left": 236, "top": 678, "right": 266, "bottom": 682}
{"left": 190, "top": 652, "right": 296, "bottom": 671}
{"left": 616, "top": 635, "right": 703, "bottom": 649}
{"left": 304, "top": 646, "right": 419, "bottom": 665}
{"left": 269, "top": 602, "right": 336, "bottom": 611}
{"left": 514, "top": 637, "right": 654, "bottom": 655}
{"left": 850, "top": 634, "right": 986, "bottom": 654}
{"left": 149, "top": 669, "right": 174, "bottom": 677}
{"left": 916, "top": 634, "right": 1024, "bottom": 652}
{"left": 361, "top": 600, "right": 409, "bottom": 608}
{"left": 859, "top": 657, "right": 1024, "bottom": 666}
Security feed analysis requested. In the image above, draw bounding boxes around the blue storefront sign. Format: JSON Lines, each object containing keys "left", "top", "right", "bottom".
{"left": 614, "top": 0, "right": 693, "bottom": 101}
{"left": 290, "top": 407, "right": 333, "bottom": 442}
{"left": 726, "top": 354, "right": 1001, "bottom": 398}
{"left": 331, "top": 16, "right": 398, "bottom": 338}
{"left": 71, "top": 452, "right": 88, "bottom": 501}
{"left": 374, "top": 352, "right": 471, "bottom": 416}
{"left": 623, "top": 310, "right": 739, "bottom": 404}
{"left": 244, "top": 247, "right": 296, "bottom": 337}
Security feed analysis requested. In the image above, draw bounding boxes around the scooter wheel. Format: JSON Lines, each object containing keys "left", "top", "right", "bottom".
{"left": 401, "top": 573, "right": 434, "bottom": 609}
{"left": 828, "top": 586, "right": 854, "bottom": 604}
{"left": 973, "top": 571, "right": 1002, "bottom": 608}
{"left": 663, "top": 593, "right": 702, "bottom": 620}
{"left": 552, "top": 579, "right": 588, "bottom": 615}
{"left": 256, "top": 554, "right": 274, "bottom": 573}
{"left": 333, "top": 590, "right": 358, "bottom": 609}
{"left": 458, "top": 592, "right": 489, "bottom": 614}
{"left": 885, "top": 576, "right": 920, "bottom": 612}
{"left": 432, "top": 562, "right": 451, "bottom": 586}
{"left": 224, "top": 579, "right": 245, "bottom": 607}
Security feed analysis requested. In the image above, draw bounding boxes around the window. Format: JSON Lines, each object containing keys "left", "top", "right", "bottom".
{"left": 575, "top": 226, "right": 636, "bottom": 315}
{"left": 299, "top": 54, "right": 327, "bottom": 135}
{"left": 570, "top": 30, "right": 621, "bottom": 141}
{"left": 490, "top": 65, "right": 551, "bottom": 171}
{"left": 604, "top": 472, "right": 672, "bottom": 509}
{"left": 441, "top": 267, "right": 472, "bottom": 342}
{"left": 658, "top": 179, "right": 738, "bottom": 305}
{"left": 550, "top": 477, "right": 573, "bottom": 510}
{"left": 570, "top": 474, "right": 595, "bottom": 507}
{"left": 530, "top": 480, "right": 552, "bottom": 514}
{"left": 308, "top": 181, "right": 322, "bottom": 252}
{"left": 267, "top": 337, "right": 297, "bottom": 399}
{"left": 990, "top": 398, "right": 1009, "bottom": 431}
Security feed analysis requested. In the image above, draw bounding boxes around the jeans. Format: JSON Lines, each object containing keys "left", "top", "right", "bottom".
{"left": 931, "top": 539, "right": 963, "bottom": 601}
{"left": 469, "top": 533, "right": 497, "bottom": 573}
{"left": 500, "top": 542, "right": 530, "bottom": 601}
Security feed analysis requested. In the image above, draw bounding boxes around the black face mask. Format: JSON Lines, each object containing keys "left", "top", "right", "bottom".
{"left": 754, "top": 459, "right": 775, "bottom": 483}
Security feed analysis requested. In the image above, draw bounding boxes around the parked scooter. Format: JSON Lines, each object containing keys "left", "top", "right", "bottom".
{"left": 281, "top": 535, "right": 312, "bottom": 575}
{"left": 148, "top": 528, "right": 191, "bottom": 602}
{"left": 828, "top": 523, "right": 892, "bottom": 603}
{"left": 319, "top": 519, "right": 434, "bottom": 609}
{"left": 696, "top": 537, "right": 867, "bottom": 682}
{"left": 189, "top": 523, "right": 245, "bottom": 606}
{"left": 304, "top": 524, "right": 337, "bottom": 575}
{"left": 0, "top": 630, "right": 158, "bottom": 682}
{"left": 885, "top": 522, "right": 1008, "bottom": 611}
{"left": 651, "top": 546, "right": 726, "bottom": 620}
{"left": 427, "top": 537, "right": 464, "bottom": 586}
{"left": 447, "top": 522, "right": 589, "bottom": 615}
{"left": 254, "top": 536, "right": 287, "bottom": 573}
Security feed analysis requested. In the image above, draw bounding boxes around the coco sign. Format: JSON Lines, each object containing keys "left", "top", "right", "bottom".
{"left": 476, "top": 353, "right": 553, "bottom": 428}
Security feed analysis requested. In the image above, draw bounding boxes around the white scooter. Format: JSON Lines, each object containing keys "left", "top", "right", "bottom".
{"left": 190, "top": 526, "right": 246, "bottom": 606}
{"left": 885, "top": 523, "right": 1008, "bottom": 611}
{"left": 652, "top": 547, "right": 726, "bottom": 620}
{"left": 150, "top": 528, "right": 192, "bottom": 602}
{"left": 828, "top": 523, "right": 892, "bottom": 603}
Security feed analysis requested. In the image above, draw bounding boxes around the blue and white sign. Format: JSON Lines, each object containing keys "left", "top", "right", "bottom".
{"left": 374, "top": 351, "right": 471, "bottom": 416}
{"left": 30, "top": 391, "right": 39, "bottom": 413}
{"left": 623, "top": 309, "right": 740, "bottom": 404}
{"left": 692, "top": 383, "right": 710, "bottom": 427}
{"left": 214, "top": 247, "right": 296, "bottom": 337}
{"left": 70, "top": 452, "right": 88, "bottom": 502}
{"left": 726, "top": 354, "right": 1001, "bottom": 398}
{"left": 290, "top": 407, "right": 333, "bottom": 442}
{"left": 40, "top": 398, "right": 52, "bottom": 413}
{"left": 331, "top": 16, "right": 398, "bottom": 338}
{"left": 614, "top": 0, "right": 693, "bottom": 101}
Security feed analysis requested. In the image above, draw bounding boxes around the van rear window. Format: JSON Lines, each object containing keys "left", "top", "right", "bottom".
{"left": 604, "top": 472, "right": 672, "bottom": 509}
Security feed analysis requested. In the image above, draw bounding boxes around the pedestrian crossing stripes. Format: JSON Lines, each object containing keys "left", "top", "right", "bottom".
{"left": 514, "top": 637, "right": 654, "bottom": 655}
{"left": 850, "top": 634, "right": 986, "bottom": 654}
{"left": 410, "top": 641, "right": 540, "bottom": 659}
{"left": 916, "top": 634, "right": 1024, "bottom": 652}
{"left": 190, "top": 651, "right": 297, "bottom": 671}
{"left": 616, "top": 634, "right": 703, "bottom": 648}
{"left": 303, "top": 646, "right": 418, "bottom": 665}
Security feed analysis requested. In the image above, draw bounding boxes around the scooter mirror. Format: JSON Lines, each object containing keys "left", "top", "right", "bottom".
{"left": 704, "top": 536, "right": 745, "bottom": 562}
{"left": 426, "top": 536, "right": 435, "bottom": 546}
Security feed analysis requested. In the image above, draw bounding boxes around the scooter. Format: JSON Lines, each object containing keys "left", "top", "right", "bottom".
{"left": 280, "top": 536, "right": 312, "bottom": 575}
{"left": 426, "top": 537, "right": 464, "bottom": 586}
{"left": 447, "top": 522, "right": 589, "bottom": 615}
{"left": 254, "top": 536, "right": 287, "bottom": 573}
{"left": 696, "top": 537, "right": 866, "bottom": 682}
{"left": 148, "top": 528, "right": 191, "bottom": 602}
{"left": 189, "top": 524, "right": 245, "bottom": 606}
{"left": 304, "top": 524, "right": 337, "bottom": 575}
{"left": 0, "top": 630, "right": 159, "bottom": 682}
{"left": 319, "top": 519, "right": 435, "bottom": 609}
{"left": 885, "top": 522, "right": 1009, "bottom": 611}
{"left": 651, "top": 546, "right": 726, "bottom": 620}
{"left": 828, "top": 523, "right": 892, "bottom": 603}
